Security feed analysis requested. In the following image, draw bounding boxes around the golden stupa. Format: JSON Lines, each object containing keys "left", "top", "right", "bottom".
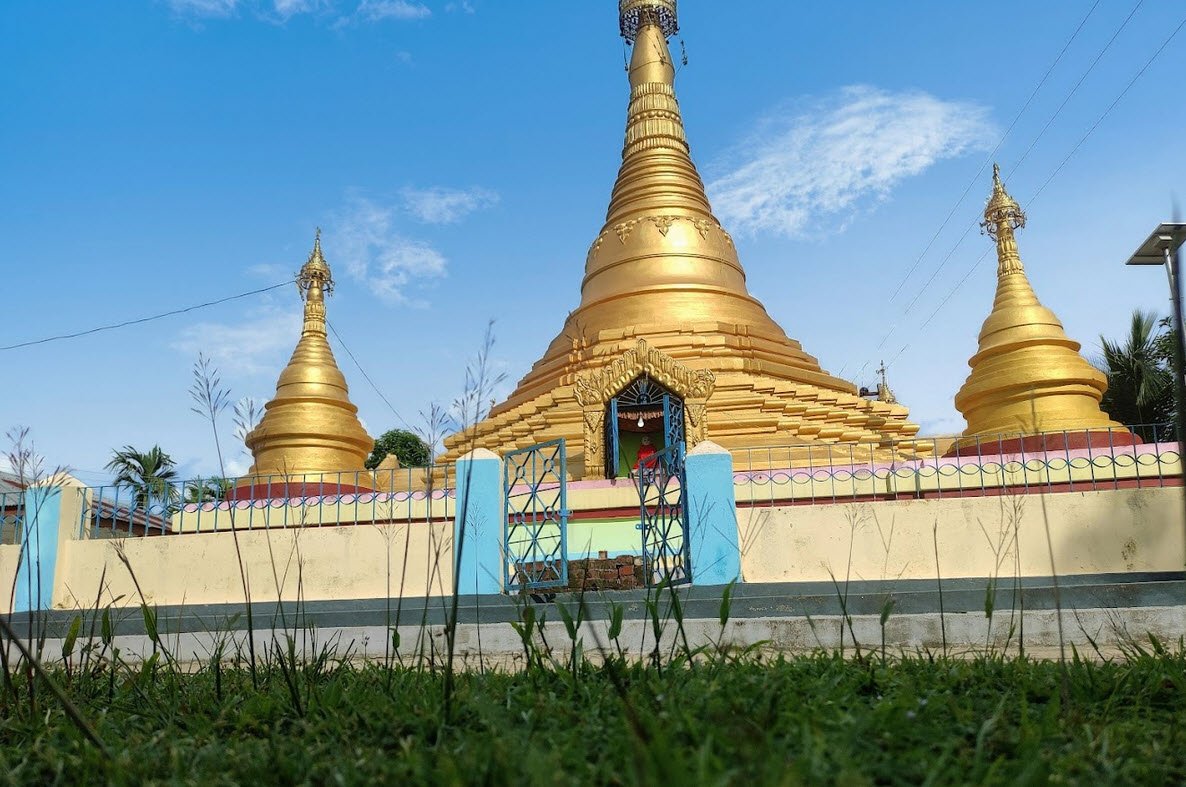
{"left": 440, "top": 0, "right": 927, "bottom": 477}
{"left": 239, "top": 232, "right": 374, "bottom": 491}
{"left": 951, "top": 166, "right": 1131, "bottom": 454}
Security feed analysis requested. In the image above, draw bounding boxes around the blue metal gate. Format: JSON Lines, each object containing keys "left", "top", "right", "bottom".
{"left": 638, "top": 443, "right": 690, "bottom": 586}
{"left": 504, "top": 439, "right": 569, "bottom": 591}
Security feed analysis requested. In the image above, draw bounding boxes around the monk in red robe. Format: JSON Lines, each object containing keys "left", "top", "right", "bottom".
{"left": 634, "top": 435, "right": 658, "bottom": 473}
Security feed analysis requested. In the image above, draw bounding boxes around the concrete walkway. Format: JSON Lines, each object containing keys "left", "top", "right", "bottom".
{"left": 7, "top": 572, "right": 1184, "bottom": 665}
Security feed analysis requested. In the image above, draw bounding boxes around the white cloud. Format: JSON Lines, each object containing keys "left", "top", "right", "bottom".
{"left": 223, "top": 457, "right": 252, "bottom": 477}
{"left": 272, "top": 0, "right": 327, "bottom": 17}
{"left": 247, "top": 262, "right": 292, "bottom": 280}
{"left": 707, "top": 85, "right": 995, "bottom": 238}
{"left": 167, "top": 0, "right": 239, "bottom": 17}
{"left": 172, "top": 303, "right": 302, "bottom": 375}
{"left": 356, "top": 0, "right": 430, "bottom": 21}
{"left": 329, "top": 196, "right": 447, "bottom": 304}
{"left": 445, "top": 1, "right": 475, "bottom": 13}
{"left": 400, "top": 186, "right": 499, "bottom": 225}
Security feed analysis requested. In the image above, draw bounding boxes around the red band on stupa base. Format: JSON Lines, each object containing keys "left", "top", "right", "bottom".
{"left": 945, "top": 430, "right": 1141, "bottom": 458}
{"left": 226, "top": 480, "right": 376, "bottom": 501}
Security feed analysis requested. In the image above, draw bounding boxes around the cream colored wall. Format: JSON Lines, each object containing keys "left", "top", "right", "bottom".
{"left": 44, "top": 466, "right": 1186, "bottom": 610}
{"left": 740, "top": 487, "right": 1186, "bottom": 584}
{"left": 0, "top": 545, "right": 19, "bottom": 613}
{"left": 54, "top": 522, "right": 453, "bottom": 610}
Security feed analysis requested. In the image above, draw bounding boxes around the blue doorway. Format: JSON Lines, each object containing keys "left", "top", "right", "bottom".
{"left": 604, "top": 375, "right": 686, "bottom": 480}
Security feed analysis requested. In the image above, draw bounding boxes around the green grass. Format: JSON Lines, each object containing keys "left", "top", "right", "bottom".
{"left": 2, "top": 644, "right": 1186, "bottom": 785}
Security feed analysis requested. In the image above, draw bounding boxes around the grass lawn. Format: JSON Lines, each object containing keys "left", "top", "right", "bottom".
{"left": 2, "top": 642, "right": 1185, "bottom": 784}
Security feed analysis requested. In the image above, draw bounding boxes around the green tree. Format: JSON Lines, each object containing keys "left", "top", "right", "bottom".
{"left": 184, "top": 477, "right": 232, "bottom": 504}
{"left": 105, "top": 445, "right": 180, "bottom": 507}
{"left": 366, "top": 429, "right": 431, "bottom": 469}
{"left": 1098, "top": 310, "right": 1174, "bottom": 441}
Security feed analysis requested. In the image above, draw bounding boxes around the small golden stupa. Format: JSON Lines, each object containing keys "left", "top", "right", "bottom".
{"left": 440, "top": 0, "right": 927, "bottom": 477}
{"left": 238, "top": 232, "right": 374, "bottom": 492}
{"left": 951, "top": 166, "right": 1132, "bottom": 454}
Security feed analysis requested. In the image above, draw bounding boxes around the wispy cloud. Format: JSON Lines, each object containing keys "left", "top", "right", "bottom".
{"left": 172, "top": 302, "right": 302, "bottom": 375}
{"left": 445, "top": 1, "right": 475, "bottom": 13}
{"left": 399, "top": 186, "right": 499, "bottom": 225}
{"left": 328, "top": 195, "right": 447, "bottom": 304}
{"left": 246, "top": 262, "right": 293, "bottom": 281}
{"left": 166, "top": 0, "right": 240, "bottom": 17}
{"left": 356, "top": 0, "right": 430, "bottom": 21}
{"left": 167, "top": 0, "right": 423, "bottom": 23}
{"left": 271, "top": 0, "right": 329, "bottom": 18}
{"left": 707, "top": 86, "right": 995, "bottom": 237}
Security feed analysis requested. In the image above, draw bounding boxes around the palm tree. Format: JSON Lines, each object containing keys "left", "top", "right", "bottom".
{"left": 1098, "top": 310, "right": 1174, "bottom": 441}
{"left": 105, "top": 445, "right": 180, "bottom": 508}
{"left": 184, "top": 477, "right": 231, "bottom": 504}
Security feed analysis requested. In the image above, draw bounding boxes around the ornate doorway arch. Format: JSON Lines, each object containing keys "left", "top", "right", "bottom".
{"left": 574, "top": 339, "right": 716, "bottom": 479}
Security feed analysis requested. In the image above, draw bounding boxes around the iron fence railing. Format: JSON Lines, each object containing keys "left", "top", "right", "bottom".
{"left": 734, "top": 426, "right": 1181, "bottom": 507}
{"left": 0, "top": 491, "right": 23, "bottom": 547}
{"left": 78, "top": 467, "right": 455, "bottom": 539}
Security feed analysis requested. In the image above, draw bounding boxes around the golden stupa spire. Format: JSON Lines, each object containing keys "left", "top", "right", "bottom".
{"left": 437, "top": 0, "right": 927, "bottom": 476}
{"left": 489, "top": 0, "right": 877, "bottom": 406}
{"left": 241, "top": 231, "right": 374, "bottom": 488}
{"left": 952, "top": 166, "right": 1127, "bottom": 448}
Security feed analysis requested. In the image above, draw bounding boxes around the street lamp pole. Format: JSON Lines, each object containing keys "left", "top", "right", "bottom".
{"left": 1126, "top": 222, "right": 1186, "bottom": 543}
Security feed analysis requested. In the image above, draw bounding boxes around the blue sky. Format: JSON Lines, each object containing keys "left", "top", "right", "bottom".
{"left": 2, "top": 0, "right": 1184, "bottom": 484}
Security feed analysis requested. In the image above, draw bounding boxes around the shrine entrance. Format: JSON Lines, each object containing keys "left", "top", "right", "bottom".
{"left": 605, "top": 374, "right": 691, "bottom": 586}
{"left": 604, "top": 375, "right": 685, "bottom": 480}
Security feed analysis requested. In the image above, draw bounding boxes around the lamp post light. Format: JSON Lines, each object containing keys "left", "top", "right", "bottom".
{"left": 1125, "top": 222, "right": 1186, "bottom": 536}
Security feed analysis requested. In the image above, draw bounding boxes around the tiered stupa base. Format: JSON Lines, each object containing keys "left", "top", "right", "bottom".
{"left": 440, "top": 329, "right": 931, "bottom": 477}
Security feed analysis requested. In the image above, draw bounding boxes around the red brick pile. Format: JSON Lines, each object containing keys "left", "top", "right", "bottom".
{"left": 513, "top": 552, "right": 645, "bottom": 592}
{"left": 566, "top": 553, "right": 645, "bottom": 591}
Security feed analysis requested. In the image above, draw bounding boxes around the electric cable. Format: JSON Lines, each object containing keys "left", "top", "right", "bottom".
{"left": 885, "top": 0, "right": 1102, "bottom": 304}
{"left": 885, "top": 10, "right": 1186, "bottom": 370}
{"left": 325, "top": 319, "right": 416, "bottom": 433}
{"left": 851, "top": 1, "right": 1164, "bottom": 382}
{"left": 0, "top": 281, "right": 292, "bottom": 352}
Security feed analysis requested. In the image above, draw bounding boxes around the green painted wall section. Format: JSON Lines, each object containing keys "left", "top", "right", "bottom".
{"left": 568, "top": 517, "right": 641, "bottom": 559}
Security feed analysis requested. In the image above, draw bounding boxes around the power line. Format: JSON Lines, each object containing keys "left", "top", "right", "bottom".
{"left": 1009, "top": 0, "right": 1143, "bottom": 176}
{"left": 887, "top": 11, "right": 1186, "bottom": 370}
{"left": 853, "top": 1, "right": 1158, "bottom": 380}
{"left": 325, "top": 319, "right": 415, "bottom": 433}
{"left": 885, "top": 0, "right": 1102, "bottom": 304}
{"left": 842, "top": 1, "right": 1104, "bottom": 382}
{"left": 1028, "top": 11, "right": 1186, "bottom": 205}
{"left": 0, "top": 281, "right": 292, "bottom": 352}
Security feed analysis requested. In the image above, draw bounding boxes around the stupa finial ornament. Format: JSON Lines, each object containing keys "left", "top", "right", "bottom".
{"left": 619, "top": 0, "right": 678, "bottom": 43}
{"left": 982, "top": 164, "right": 1026, "bottom": 276}
{"left": 298, "top": 228, "right": 334, "bottom": 300}
{"left": 297, "top": 229, "right": 333, "bottom": 336}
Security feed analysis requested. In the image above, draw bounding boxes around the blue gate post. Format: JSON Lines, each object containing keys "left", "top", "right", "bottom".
{"left": 13, "top": 485, "right": 65, "bottom": 613}
{"left": 684, "top": 441, "right": 742, "bottom": 586}
{"left": 454, "top": 448, "right": 503, "bottom": 596}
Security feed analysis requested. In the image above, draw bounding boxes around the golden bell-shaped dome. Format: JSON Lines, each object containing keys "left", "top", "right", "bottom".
{"left": 953, "top": 166, "right": 1127, "bottom": 447}
{"left": 241, "top": 232, "right": 374, "bottom": 487}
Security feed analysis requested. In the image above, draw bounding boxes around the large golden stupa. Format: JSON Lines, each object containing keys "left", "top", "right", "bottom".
{"left": 237, "top": 232, "right": 374, "bottom": 492}
{"left": 951, "top": 166, "right": 1132, "bottom": 454}
{"left": 440, "top": 0, "right": 927, "bottom": 477}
